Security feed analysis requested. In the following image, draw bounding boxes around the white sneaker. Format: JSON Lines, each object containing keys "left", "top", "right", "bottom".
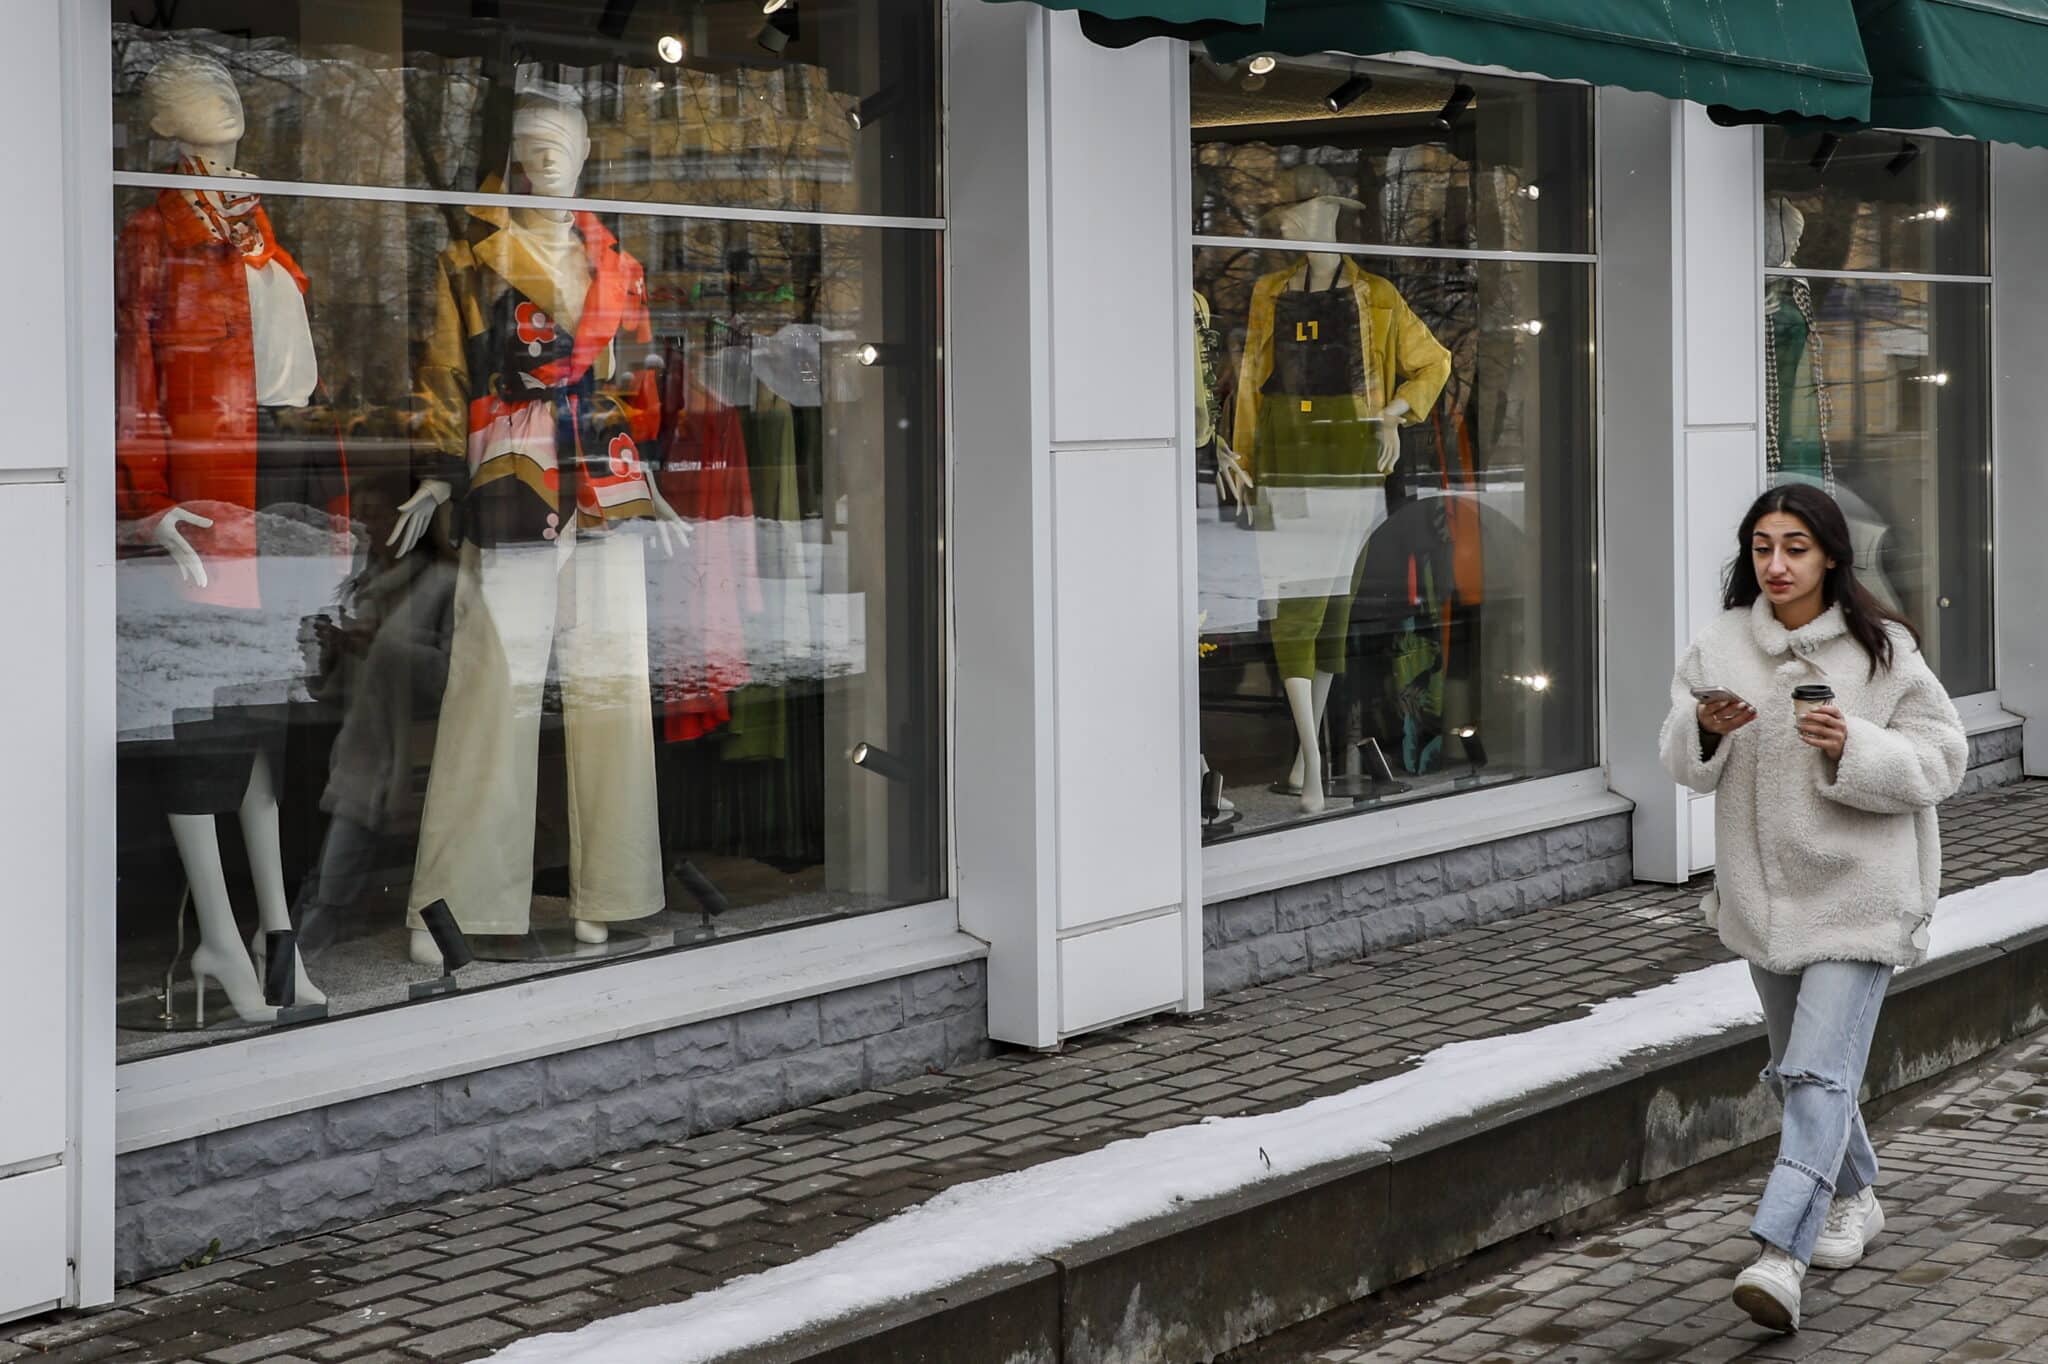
{"left": 1732, "top": 1246, "right": 1805, "bottom": 1333}
{"left": 1811, "top": 1187, "right": 1885, "bottom": 1269}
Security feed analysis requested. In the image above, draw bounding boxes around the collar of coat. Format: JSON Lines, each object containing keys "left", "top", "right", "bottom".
{"left": 1749, "top": 594, "right": 1848, "bottom": 659}
{"left": 466, "top": 199, "right": 641, "bottom": 389}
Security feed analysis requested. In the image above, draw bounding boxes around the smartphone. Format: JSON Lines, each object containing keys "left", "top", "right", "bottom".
{"left": 1691, "top": 686, "right": 1749, "bottom": 708}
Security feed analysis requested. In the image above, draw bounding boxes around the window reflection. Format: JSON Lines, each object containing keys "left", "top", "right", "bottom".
{"left": 1193, "top": 55, "right": 1596, "bottom": 842}
{"left": 111, "top": 10, "right": 944, "bottom": 1058}
{"left": 1763, "top": 131, "right": 1992, "bottom": 696}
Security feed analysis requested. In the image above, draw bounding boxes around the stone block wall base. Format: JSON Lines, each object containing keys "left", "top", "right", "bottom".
{"left": 1962, "top": 722, "right": 2026, "bottom": 796}
{"left": 114, "top": 962, "right": 990, "bottom": 1283}
{"left": 1204, "top": 813, "right": 1635, "bottom": 996}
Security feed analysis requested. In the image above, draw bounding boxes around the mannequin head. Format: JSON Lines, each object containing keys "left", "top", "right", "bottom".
{"left": 510, "top": 98, "right": 591, "bottom": 199}
{"left": 1765, "top": 196, "right": 1807, "bottom": 268}
{"left": 141, "top": 49, "right": 244, "bottom": 165}
{"left": 1265, "top": 165, "right": 1366, "bottom": 244}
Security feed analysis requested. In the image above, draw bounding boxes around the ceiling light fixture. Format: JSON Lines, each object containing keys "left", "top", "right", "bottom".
{"left": 656, "top": 33, "right": 685, "bottom": 63}
{"left": 757, "top": 0, "right": 798, "bottom": 53}
{"left": 1247, "top": 55, "right": 1278, "bottom": 75}
{"left": 1885, "top": 139, "right": 1922, "bottom": 177}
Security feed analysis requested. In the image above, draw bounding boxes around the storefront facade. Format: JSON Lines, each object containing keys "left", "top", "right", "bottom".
{"left": 7, "top": 0, "right": 2048, "bottom": 1320}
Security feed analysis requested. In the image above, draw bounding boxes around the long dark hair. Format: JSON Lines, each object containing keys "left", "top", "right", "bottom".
{"left": 1722, "top": 483, "right": 1920, "bottom": 676}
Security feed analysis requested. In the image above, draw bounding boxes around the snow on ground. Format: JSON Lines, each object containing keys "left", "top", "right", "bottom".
{"left": 485, "top": 868, "right": 2048, "bottom": 1364}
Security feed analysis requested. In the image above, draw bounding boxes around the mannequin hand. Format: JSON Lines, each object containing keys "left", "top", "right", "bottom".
{"left": 645, "top": 479, "right": 692, "bottom": 557}
{"left": 1374, "top": 401, "right": 1410, "bottom": 476}
{"left": 1797, "top": 704, "right": 1848, "bottom": 760}
{"left": 154, "top": 507, "right": 214, "bottom": 589}
{"left": 387, "top": 480, "right": 452, "bottom": 558}
{"left": 1215, "top": 442, "right": 1253, "bottom": 503}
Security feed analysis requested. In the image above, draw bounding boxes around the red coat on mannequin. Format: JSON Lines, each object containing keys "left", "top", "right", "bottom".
{"left": 116, "top": 187, "right": 349, "bottom": 610}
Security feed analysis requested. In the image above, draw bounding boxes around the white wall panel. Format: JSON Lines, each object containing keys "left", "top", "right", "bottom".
{"left": 1059, "top": 914, "right": 1184, "bottom": 1035}
{"left": 1993, "top": 142, "right": 2048, "bottom": 774}
{"left": 0, "top": 1167, "right": 68, "bottom": 1319}
{"left": 1053, "top": 447, "right": 1185, "bottom": 930}
{"left": 0, "top": 485, "right": 69, "bottom": 1173}
{"left": 1045, "top": 18, "right": 1178, "bottom": 447}
{"left": 1685, "top": 428, "right": 1761, "bottom": 640}
{"left": 0, "top": 3, "right": 69, "bottom": 471}
{"left": 1680, "top": 105, "right": 1760, "bottom": 430}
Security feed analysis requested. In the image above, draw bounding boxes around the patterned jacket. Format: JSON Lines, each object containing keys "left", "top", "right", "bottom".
{"left": 416, "top": 204, "right": 660, "bottom": 547}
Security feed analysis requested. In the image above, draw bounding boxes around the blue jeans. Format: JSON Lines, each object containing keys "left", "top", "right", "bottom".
{"left": 1749, "top": 960, "right": 1892, "bottom": 1263}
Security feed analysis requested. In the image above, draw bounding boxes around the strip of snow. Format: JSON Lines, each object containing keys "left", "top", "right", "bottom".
{"left": 488, "top": 868, "right": 2048, "bottom": 1364}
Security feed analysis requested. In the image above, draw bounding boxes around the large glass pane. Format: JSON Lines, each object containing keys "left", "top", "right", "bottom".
{"left": 1193, "top": 55, "right": 1592, "bottom": 257}
{"left": 1763, "top": 129, "right": 1987, "bottom": 278}
{"left": 112, "top": 0, "right": 939, "bottom": 220}
{"left": 112, "top": 182, "right": 943, "bottom": 1056}
{"left": 1761, "top": 274, "right": 1992, "bottom": 694}
{"left": 1195, "top": 244, "right": 1597, "bottom": 840}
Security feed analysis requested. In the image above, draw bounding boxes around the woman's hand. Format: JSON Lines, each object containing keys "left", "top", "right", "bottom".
{"left": 1798, "top": 704, "right": 1849, "bottom": 761}
{"left": 1697, "top": 697, "right": 1756, "bottom": 737}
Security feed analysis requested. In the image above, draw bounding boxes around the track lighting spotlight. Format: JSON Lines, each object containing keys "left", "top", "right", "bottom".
{"left": 656, "top": 33, "right": 685, "bottom": 63}
{"left": 850, "top": 741, "right": 914, "bottom": 783}
{"left": 1247, "top": 55, "right": 1277, "bottom": 75}
{"left": 1809, "top": 133, "right": 1842, "bottom": 173}
{"left": 1886, "top": 140, "right": 1922, "bottom": 177}
{"left": 1434, "top": 83, "right": 1475, "bottom": 130}
{"left": 848, "top": 86, "right": 902, "bottom": 131}
{"left": 1324, "top": 73, "right": 1372, "bottom": 114}
{"left": 596, "top": 0, "right": 636, "bottom": 39}
{"left": 757, "top": 0, "right": 798, "bottom": 54}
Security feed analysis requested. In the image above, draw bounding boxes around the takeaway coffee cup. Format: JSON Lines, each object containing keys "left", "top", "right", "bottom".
{"left": 1792, "top": 684, "right": 1835, "bottom": 722}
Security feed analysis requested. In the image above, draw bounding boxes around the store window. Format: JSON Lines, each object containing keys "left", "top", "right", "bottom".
{"left": 1761, "top": 130, "right": 1993, "bottom": 696}
{"left": 110, "top": 2, "right": 944, "bottom": 1058}
{"left": 1193, "top": 57, "right": 1598, "bottom": 841}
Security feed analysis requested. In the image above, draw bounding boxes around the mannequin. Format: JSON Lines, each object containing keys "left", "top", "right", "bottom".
{"left": 1229, "top": 168, "right": 1451, "bottom": 813}
{"left": 1764, "top": 196, "right": 1901, "bottom": 610}
{"left": 116, "top": 50, "right": 337, "bottom": 1020}
{"left": 393, "top": 94, "right": 686, "bottom": 966}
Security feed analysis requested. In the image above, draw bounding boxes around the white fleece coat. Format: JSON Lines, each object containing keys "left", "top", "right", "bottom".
{"left": 1660, "top": 598, "right": 1967, "bottom": 973}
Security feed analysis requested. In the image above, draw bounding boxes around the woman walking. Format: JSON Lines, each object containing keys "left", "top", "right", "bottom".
{"left": 1660, "top": 483, "right": 1967, "bottom": 1333}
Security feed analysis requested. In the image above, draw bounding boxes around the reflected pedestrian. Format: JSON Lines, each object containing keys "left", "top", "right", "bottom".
{"left": 1660, "top": 483, "right": 1966, "bottom": 1333}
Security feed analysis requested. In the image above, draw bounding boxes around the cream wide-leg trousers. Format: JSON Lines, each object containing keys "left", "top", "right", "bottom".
{"left": 407, "top": 529, "right": 663, "bottom": 935}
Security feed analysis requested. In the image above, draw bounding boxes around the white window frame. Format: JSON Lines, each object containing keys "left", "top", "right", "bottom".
{"left": 1193, "top": 53, "right": 1619, "bottom": 899}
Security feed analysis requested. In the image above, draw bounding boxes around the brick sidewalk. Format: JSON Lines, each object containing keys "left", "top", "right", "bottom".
{"left": 11, "top": 781, "right": 2048, "bottom": 1364}
{"left": 1305, "top": 1018, "right": 2048, "bottom": 1363}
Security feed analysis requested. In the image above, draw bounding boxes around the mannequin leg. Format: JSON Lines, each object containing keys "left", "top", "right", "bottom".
{"left": 166, "top": 813, "right": 276, "bottom": 1023}
{"left": 238, "top": 754, "right": 325, "bottom": 1005}
{"left": 559, "top": 533, "right": 663, "bottom": 929}
{"left": 409, "top": 542, "right": 558, "bottom": 939}
{"left": 1286, "top": 670, "right": 1335, "bottom": 794}
{"left": 1283, "top": 676, "right": 1326, "bottom": 814}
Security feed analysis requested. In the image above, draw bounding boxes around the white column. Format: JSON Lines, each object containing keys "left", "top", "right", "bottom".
{"left": 1993, "top": 141, "right": 2048, "bottom": 772}
{"left": 0, "top": 0, "right": 114, "bottom": 1320}
{"left": 948, "top": 4, "right": 1200, "bottom": 1046}
{"left": 1601, "top": 92, "right": 1762, "bottom": 883}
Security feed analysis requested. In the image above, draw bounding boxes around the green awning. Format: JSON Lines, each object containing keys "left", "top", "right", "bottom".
{"left": 1204, "top": 2, "right": 1872, "bottom": 123}
{"left": 993, "top": 0, "right": 1266, "bottom": 44}
{"left": 1005, "top": 1, "right": 1873, "bottom": 122}
{"left": 1853, "top": 0, "right": 2048, "bottom": 147}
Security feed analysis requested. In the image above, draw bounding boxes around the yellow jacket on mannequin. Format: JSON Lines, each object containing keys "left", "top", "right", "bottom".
{"left": 1231, "top": 258, "right": 1452, "bottom": 480}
